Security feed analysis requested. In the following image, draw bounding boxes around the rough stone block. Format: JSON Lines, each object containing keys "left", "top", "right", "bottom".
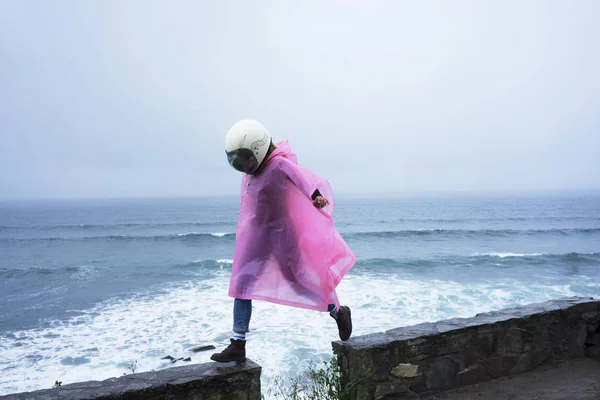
{"left": 390, "top": 341, "right": 429, "bottom": 364}
{"left": 375, "top": 381, "right": 418, "bottom": 399}
{"left": 531, "top": 348, "right": 554, "bottom": 367}
{"left": 564, "top": 323, "right": 589, "bottom": 357}
{"left": 548, "top": 323, "right": 570, "bottom": 345}
{"left": 586, "top": 333, "right": 600, "bottom": 345}
{"left": 560, "top": 300, "right": 599, "bottom": 321}
{"left": 0, "top": 361, "right": 262, "bottom": 400}
{"left": 510, "top": 353, "right": 533, "bottom": 375}
{"left": 333, "top": 332, "right": 390, "bottom": 353}
{"left": 481, "top": 356, "right": 504, "bottom": 379}
{"left": 347, "top": 346, "right": 392, "bottom": 382}
{"left": 501, "top": 354, "right": 524, "bottom": 376}
{"left": 581, "top": 311, "right": 600, "bottom": 321}
{"left": 424, "top": 357, "right": 459, "bottom": 391}
{"left": 456, "top": 363, "right": 489, "bottom": 386}
{"left": 586, "top": 344, "right": 600, "bottom": 360}
{"left": 334, "top": 297, "right": 600, "bottom": 400}
{"left": 463, "top": 332, "right": 495, "bottom": 367}
{"left": 496, "top": 324, "right": 535, "bottom": 355}
{"left": 355, "top": 384, "right": 375, "bottom": 400}
{"left": 390, "top": 363, "right": 421, "bottom": 378}
{"left": 385, "top": 322, "right": 440, "bottom": 341}
{"left": 391, "top": 333, "right": 461, "bottom": 364}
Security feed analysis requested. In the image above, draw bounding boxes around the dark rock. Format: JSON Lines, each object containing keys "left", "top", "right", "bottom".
{"left": 183, "top": 357, "right": 192, "bottom": 362}
{"left": 581, "top": 311, "right": 600, "bottom": 334}
{"left": 456, "top": 364, "right": 489, "bottom": 386}
{"left": 60, "top": 381, "right": 103, "bottom": 390}
{"left": 391, "top": 341, "right": 430, "bottom": 363}
{"left": 509, "top": 353, "right": 532, "bottom": 375}
{"left": 331, "top": 297, "right": 600, "bottom": 400}
{"left": 531, "top": 348, "right": 554, "bottom": 367}
{"left": 501, "top": 354, "right": 521, "bottom": 375}
{"left": 191, "top": 345, "right": 216, "bottom": 352}
{"left": 386, "top": 322, "right": 440, "bottom": 341}
{"left": 585, "top": 333, "right": 600, "bottom": 345}
{"left": 482, "top": 354, "right": 532, "bottom": 379}
{"left": 560, "top": 300, "right": 599, "bottom": 321}
{"left": 392, "top": 335, "right": 459, "bottom": 364}
{"left": 424, "top": 357, "right": 458, "bottom": 390}
{"left": 0, "top": 360, "right": 262, "bottom": 400}
{"left": 463, "top": 332, "right": 494, "bottom": 367}
{"left": 354, "top": 384, "right": 375, "bottom": 400}
{"left": 496, "top": 326, "right": 530, "bottom": 354}
{"left": 161, "top": 355, "right": 175, "bottom": 361}
{"left": 407, "top": 375, "right": 428, "bottom": 394}
{"left": 434, "top": 321, "right": 466, "bottom": 335}
{"left": 375, "top": 381, "right": 418, "bottom": 399}
{"left": 482, "top": 357, "right": 504, "bottom": 379}
{"left": 531, "top": 322, "right": 551, "bottom": 352}
{"left": 586, "top": 344, "right": 600, "bottom": 360}
{"left": 564, "top": 323, "right": 589, "bottom": 357}
{"left": 334, "top": 332, "right": 390, "bottom": 350}
{"left": 548, "top": 323, "right": 569, "bottom": 345}
{"left": 351, "top": 346, "right": 392, "bottom": 382}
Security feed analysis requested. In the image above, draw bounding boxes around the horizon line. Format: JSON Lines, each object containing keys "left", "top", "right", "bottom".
{"left": 1, "top": 187, "right": 599, "bottom": 202}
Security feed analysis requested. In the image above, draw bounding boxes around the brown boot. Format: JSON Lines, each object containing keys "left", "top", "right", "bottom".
{"left": 332, "top": 305, "right": 352, "bottom": 341}
{"left": 210, "top": 339, "right": 246, "bottom": 363}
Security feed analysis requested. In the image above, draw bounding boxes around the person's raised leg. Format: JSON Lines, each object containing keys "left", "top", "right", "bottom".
{"left": 210, "top": 298, "right": 252, "bottom": 362}
{"left": 328, "top": 291, "right": 352, "bottom": 341}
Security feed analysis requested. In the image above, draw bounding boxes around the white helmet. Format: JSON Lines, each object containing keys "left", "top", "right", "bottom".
{"left": 225, "top": 119, "right": 272, "bottom": 174}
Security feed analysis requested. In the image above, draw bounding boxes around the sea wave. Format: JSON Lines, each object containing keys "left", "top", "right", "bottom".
{"left": 0, "top": 260, "right": 236, "bottom": 279}
{"left": 0, "top": 222, "right": 230, "bottom": 230}
{"left": 352, "top": 252, "right": 600, "bottom": 270}
{"left": 0, "top": 232, "right": 236, "bottom": 243}
{"left": 343, "top": 228, "right": 600, "bottom": 240}
{"left": 2, "top": 215, "right": 599, "bottom": 231}
{"left": 0, "top": 265, "right": 99, "bottom": 279}
{"left": 474, "top": 252, "right": 545, "bottom": 258}
{"left": 3, "top": 227, "right": 600, "bottom": 244}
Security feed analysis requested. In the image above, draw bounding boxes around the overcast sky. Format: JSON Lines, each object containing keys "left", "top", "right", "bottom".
{"left": 1, "top": 0, "right": 599, "bottom": 199}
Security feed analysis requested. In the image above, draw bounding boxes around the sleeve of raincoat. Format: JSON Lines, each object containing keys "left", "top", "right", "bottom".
{"left": 278, "top": 158, "right": 335, "bottom": 218}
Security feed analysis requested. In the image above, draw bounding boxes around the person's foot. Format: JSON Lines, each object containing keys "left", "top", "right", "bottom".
{"left": 210, "top": 339, "right": 246, "bottom": 363}
{"left": 331, "top": 305, "right": 352, "bottom": 341}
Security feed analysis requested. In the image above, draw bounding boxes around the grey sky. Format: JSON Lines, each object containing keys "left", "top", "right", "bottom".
{"left": 1, "top": 0, "right": 599, "bottom": 199}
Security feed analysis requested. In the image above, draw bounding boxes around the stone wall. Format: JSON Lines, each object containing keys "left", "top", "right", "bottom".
{"left": 0, "top": 360, "right": 261, "bottom": 400}
{"left": 332, "top": 297, "right": 600, "bottom": 400}
{"left": 2, "top": 297, "right": 599, "bottom": 400}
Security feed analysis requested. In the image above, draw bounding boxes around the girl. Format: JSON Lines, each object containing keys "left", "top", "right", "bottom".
{"left": 211, "top": 119, "right": 356, "bottom": 363}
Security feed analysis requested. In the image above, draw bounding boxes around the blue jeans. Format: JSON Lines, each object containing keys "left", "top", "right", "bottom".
{"left": 233, "top": 298, "right": 252, "bottom": 333}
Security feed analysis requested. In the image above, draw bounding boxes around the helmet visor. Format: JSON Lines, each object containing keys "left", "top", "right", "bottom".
{"left": 227, "top": 148, "right": 259, "bottom": 174}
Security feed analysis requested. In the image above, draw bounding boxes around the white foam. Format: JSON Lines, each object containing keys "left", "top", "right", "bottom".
{"left": 0, "top": 271, "right": 598, "bottom": 398}
{"left": 176, "top": 232, "right": 230, "bottom": 238}
{"left": 70, "top": 265, "right": 98, "bottom": 282}
{"left": 216, "top": 259, "right": 233, "bottom": 264}
{"left": 476, "top": 252, "right": 544, "bottom": 258}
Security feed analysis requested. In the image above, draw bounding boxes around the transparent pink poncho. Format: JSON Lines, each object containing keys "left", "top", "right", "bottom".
{"left": 228, "top": 141, "right": 356, "bottom": 312}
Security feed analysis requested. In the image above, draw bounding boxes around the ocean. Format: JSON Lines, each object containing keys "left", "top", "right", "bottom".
{"left": 1, "top": 193, "right": 599, "bottom": 396}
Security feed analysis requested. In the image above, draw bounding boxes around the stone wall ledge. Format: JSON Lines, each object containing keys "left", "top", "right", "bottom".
{"left": 0, "top": 359, "right": 261, "bottom": 400}
{"left": 332, "top": 296, "right": 600, "bottom": 400}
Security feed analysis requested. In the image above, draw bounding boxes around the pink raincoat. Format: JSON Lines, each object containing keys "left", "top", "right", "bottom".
{"left": 228, "top": 141, "right": 356, "bottom": 311}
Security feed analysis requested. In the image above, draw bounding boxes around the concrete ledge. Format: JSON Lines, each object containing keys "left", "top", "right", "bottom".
{"left": 0, "top": 360, "right": 261, "bottom": 400}
{"left": 332, "top": 296, "right": 600, "bottom": 400}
